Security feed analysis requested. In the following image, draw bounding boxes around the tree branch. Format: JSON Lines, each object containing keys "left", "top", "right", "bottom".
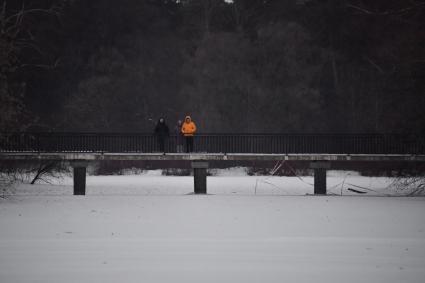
{"left": 19, "top": 59, "right": 60, "bottom": 70}
{"left": 5, "top": 7, "right": 60, "bottom": 24}
{"left": 364, "top": 56, "right": 385, "bottom": 74}
{"left": 347, "top": 2, "right": 425, "bottom": 16}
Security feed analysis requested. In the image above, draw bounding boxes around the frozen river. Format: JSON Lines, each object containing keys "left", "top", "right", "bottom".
{"left": 1, "top": 172, "right": 424, "bottom": 282}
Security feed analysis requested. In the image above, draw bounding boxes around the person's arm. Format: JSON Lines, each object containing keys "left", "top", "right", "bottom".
{"left": 192, "top": 123, "right": 197, "bottom": 133}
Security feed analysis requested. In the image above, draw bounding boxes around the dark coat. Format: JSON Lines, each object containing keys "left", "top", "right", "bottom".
{"left": 154, "top": 120, "right": 170, "bottom": 138}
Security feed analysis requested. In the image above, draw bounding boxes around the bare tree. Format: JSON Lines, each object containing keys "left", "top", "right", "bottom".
{"left": 391, "top": 175, "right": 425, "bottom": 196}
{"left": 181, "top": 0, "right": 222, "bottom": 36}
{"left": 0, "top": 1, "right": 63, "bottom": 195}
{"left": 0, "top": 160, "right": 69, "bottom": 198}
{"left": 29, "top": 161, "right": 68, "bottom": 185}
{"left": 0, "top": 1, "right": 61, "bottom": 131}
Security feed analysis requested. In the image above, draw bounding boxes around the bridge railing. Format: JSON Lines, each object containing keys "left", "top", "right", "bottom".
{"left": 0, "top": 133, "right": 424, "bottom": 154}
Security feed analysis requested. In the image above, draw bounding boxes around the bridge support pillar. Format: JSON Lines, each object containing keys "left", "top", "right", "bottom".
{"left": 72, "top": 161, "right": 88, "bottom": 195}
{"left": 192, "top": 161, "right": 208, "bottom": 194}
{"left": 310, "top": 161, "right": 331, "bottom": 195}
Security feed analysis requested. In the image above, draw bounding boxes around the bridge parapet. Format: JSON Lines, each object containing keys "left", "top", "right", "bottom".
{"left": 1, "top": 133, "right": 424, "bottom": 155}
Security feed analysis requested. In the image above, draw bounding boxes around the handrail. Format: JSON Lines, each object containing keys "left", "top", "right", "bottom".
{"left": 1, "top": 132, "right": 424, "bottom": 154}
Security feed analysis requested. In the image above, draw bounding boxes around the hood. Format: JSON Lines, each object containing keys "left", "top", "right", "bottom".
{"left": 184, "top": 116, "right": 192, "bottom": 123}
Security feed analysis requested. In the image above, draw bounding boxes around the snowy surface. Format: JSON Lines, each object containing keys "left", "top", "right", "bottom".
{"left": 1, "top": 171, "right": 425, "bottom": 282}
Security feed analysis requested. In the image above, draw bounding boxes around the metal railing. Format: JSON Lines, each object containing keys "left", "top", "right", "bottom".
{"left": 1, "top": 133, "right": 424, "bottom": 154}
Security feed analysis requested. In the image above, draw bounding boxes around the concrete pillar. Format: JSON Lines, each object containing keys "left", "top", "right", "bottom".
{"left": 314, "top": 168, "right": 327, "bottom": 195}
{"left": 192, "top": 161, "right": 208, "bottom": 194}
{"left": 310, "top": 161, "right": 331, "bottom": 195}
{"left": 72, "top": 161, "right": 88, "bottom": 195}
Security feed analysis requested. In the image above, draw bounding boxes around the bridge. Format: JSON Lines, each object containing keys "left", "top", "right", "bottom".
{"left": 1, "top": 133, "right": 425, "bottom": 195}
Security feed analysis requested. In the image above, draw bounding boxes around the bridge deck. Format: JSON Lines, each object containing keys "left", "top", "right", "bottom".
{"left": 1, "top": 152, "right": 424, "bottom": 162}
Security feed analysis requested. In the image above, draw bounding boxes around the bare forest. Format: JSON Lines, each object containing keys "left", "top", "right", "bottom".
{"left": 1, "top": 0, "right": 424, "bottom": 134}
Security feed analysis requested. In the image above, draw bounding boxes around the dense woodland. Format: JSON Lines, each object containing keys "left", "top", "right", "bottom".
{"left": 1, "top": 0, "right": 424, "bottom": 133}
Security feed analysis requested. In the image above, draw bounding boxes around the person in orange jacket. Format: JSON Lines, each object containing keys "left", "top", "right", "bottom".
{"left": 181, "top": 115, "right": 197, "bottom": 153}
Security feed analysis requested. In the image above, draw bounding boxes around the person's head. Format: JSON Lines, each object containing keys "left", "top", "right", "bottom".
{"left": 177, "top": 120, "right": 182, "bottom": 126}
{"left": 185, "top": 116, "right": 191, "bottom": 123}
{"left": 159, "top": 117, "right": 165, "bottom": 123}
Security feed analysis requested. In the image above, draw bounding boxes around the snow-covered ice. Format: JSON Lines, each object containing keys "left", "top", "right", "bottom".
{"left": 1, "top": 171, "right": 424, "bottom": 283}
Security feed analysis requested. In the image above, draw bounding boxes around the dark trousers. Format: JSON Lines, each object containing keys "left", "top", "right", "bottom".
{"left": 176, "top": 135, "right": 184, "bottom": 153}
{"left": 185, "top": 136, "right": 194, "bottom": 153}
{"left": 157, "top": 137, "right": 166, "bottom": 152}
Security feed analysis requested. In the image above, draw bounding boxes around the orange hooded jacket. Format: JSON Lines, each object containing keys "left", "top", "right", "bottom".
{"left": 181, "top": 116, "right": 197, "bottom": 136}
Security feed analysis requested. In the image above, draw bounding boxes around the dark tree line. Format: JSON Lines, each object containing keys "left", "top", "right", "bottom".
{"left": 1, "top": 0, "right": 424, "bottom": 133}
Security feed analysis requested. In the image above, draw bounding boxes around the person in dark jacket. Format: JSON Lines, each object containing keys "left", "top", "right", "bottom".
{"left": 154, "top": 117, "right": 170, "bottom": 152}
{"left": 174, "top": 120, "right": 184, "bottom": 153}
